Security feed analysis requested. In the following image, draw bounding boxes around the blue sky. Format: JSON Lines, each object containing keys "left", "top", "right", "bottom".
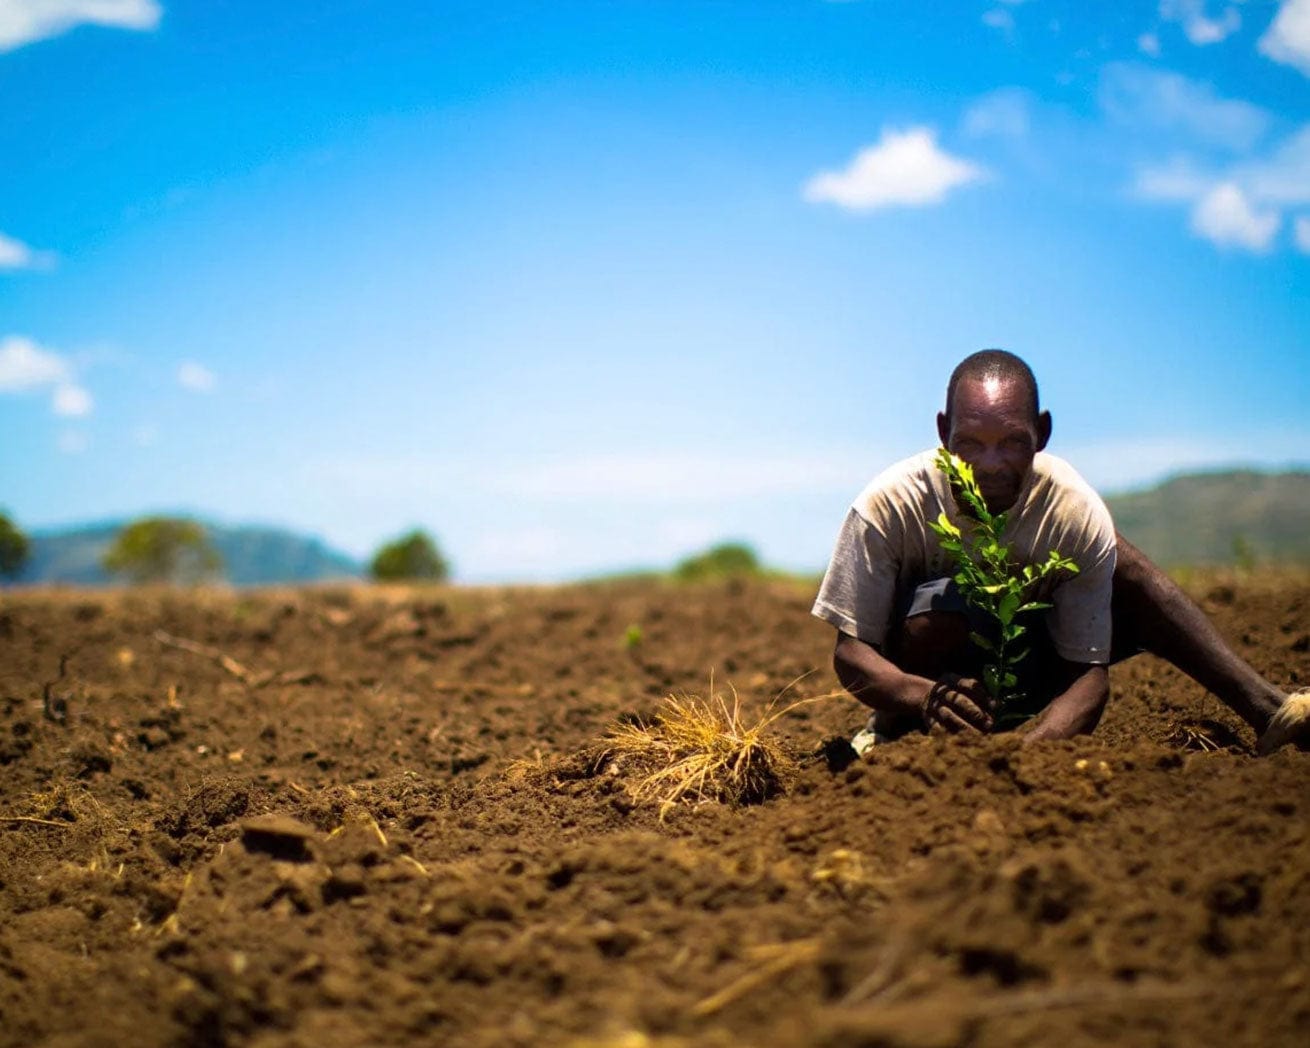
{"left": 1, "top": 0, "right": 1308, "bottom": 582}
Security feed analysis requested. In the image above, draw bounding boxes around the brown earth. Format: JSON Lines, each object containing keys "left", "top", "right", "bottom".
{"left": 0, "top": 572, "right": 1307, "bottom": 1048}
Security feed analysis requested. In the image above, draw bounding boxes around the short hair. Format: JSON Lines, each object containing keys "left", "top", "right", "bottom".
{"left": 945, "top": 349, "right": 1040, "bottom": 421}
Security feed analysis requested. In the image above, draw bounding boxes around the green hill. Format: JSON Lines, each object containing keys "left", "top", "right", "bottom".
{"left": 15, "top": 520, "right": 363, "bottom": 587}
{"left": 1105, "top": 469, "right": 1310, "bottom": 567}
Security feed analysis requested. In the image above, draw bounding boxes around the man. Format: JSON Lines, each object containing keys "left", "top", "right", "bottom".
{"left": 813, "top": 349, "right": 1309, "bottom": 754}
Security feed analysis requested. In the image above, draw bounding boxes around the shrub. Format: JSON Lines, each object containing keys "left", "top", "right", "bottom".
{"left": 674, "top": 541, "right": 761, "bottom": 581}
{"left": 0, "top": 510, "right": 29, "bottom": 580}
{"left": 370, "top": 529, "right": 449, "bottom": 582}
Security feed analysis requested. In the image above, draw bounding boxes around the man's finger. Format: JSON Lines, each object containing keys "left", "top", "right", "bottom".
{"left": 945, "top": 690, "right": 993, "bottom": 732}
{"left": 931, "top": 702, "right": 985, "bottom": 735}
{"left": 955, "top": 677, "right": 996, "bottom": 714}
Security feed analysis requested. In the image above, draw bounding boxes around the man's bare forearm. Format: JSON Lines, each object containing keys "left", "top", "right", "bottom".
{"left": 1023, "top": 663, "right": 1109, "bottom": 743}
{"left": 832, "top": 633, "right": 931, "bottom": 722}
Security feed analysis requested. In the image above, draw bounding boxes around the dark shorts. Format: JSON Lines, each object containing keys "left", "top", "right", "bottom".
{"left": 900, "top": 576, "right": 994, "bottom": 632}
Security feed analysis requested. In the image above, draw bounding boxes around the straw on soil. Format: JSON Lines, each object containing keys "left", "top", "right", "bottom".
{"left": 603, "top": 680, "right": 815, "bottom": 811}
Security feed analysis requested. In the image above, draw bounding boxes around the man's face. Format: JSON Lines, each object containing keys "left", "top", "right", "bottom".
{"left": 936, "top": 376, "right": 1049, "bottom": 514}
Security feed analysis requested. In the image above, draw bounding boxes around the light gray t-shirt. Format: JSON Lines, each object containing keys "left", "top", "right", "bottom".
{"left": 812, "top": 449, "right": 1117, "bottom": 664}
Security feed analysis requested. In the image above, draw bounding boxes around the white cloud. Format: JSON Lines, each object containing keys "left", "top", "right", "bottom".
{"left": 1295, "top": 215, "right": 1310, "bottom": 252}
{"left": 1190, "top": 182, "right": 1280, "bottom": 251}
{"left": 803, "top": 128, "right": 986, "bottom": 212}
{"left": 177, "top": 360, "right": 216, "bottom": 392}
{"left": 0, "top": 231, "right": 55, "bottom": 270}
{"left": 1100, "top": 63, "right": 1270, "bottom": 152}
{"left": 52, "top": 382, "right": 93, "bottom": 416}
{"left": 982, "top": 8, "right": 1015, "bottom": 33}
{"left": 132, "top": 422, "right": 159, "bottom": 447}
{"left": 0, "top": 0, "right": 161, "bottom": 52}
{"left": 1259, "top": 0, "right": 1310, "bottom": 75}
{"left": 0, "top": 334, "right": 96, "bottom": 415}
{"left": 0, "top": 334, "right": 69, "bottom": 389}
{"left": 1138, "top": 32, "right": 1162, "bottom": 56}
{"left": 962, "top": 88, "right": 1031, "bottom": 140}
{"left": 1159, "top": 0, "right": 1241, "bottom": 45}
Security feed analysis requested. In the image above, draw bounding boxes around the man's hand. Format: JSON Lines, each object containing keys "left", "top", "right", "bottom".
{"left": 922, "top": 674, "right": 994, "bottom": 734}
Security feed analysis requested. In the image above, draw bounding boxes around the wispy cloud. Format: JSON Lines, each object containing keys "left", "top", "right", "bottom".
{"left": 56, "top": 430, "right": 88, "bottom": 455}
{"left": 177, "top": 360, "right": 216, "bottom": 392}
{"left": 0, "top": 0, "right": 161, "bottom": 53}
{"left": 1135, "top": 123, "right": 1310, "bottom": 251}
{"left": 1159, "top": 0, "right": 1241, "bottom": 46}
{"left": 803, "top": 127, "right": 986, "bottom": 212}
{"left": 1239, "top": 124, "right": 1310, "bottom": 205}
{"left": 981, "top": 8, "right": 1015, "bottom": 35}
{"left": 1064, "top": 434, "right": 1310, "bottom": 494}
{"left": 962, "top": 89, "right": 1031, "bottom": 140}
{"left": 1135, "top": 157, "right": 1214, "bottom": 201}
{"left": 1259, "top": 0, "right": 1310, "bottom": 75}
{"left": 0, "top": 334, "right": 94, "bottom": 416}
{"left": 505, "top": 452, "right": 867, "bottom": 501}
{"left": 313, "top": 450, "right": 870, "bottom": 504}
{"left": 1100, "top": 63, "right": 1270, "bottom": 153}
{"left": 1138, "top": 31, "right": 1162, "bottom": 57}
{"left": 0, "top": 231, "right": 55, "bottom": 271}
{"left": 1295, "top": 215, "right": 1310, "bottom": 252}
{"left": 52, "top": 382, "right": 93, "bottom": 416}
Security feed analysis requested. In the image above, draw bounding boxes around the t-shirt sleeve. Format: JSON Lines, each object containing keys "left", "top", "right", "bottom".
{"left": 811, "top": 506, "right": 902, "bottom": 648}
{"left": 1046, "top": 511, "right": 1116, "bottom": 665}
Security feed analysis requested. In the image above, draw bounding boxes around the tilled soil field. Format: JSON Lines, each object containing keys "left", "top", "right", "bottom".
{"left": 1, "top": 573, "right": 1308, "bottom": 1048}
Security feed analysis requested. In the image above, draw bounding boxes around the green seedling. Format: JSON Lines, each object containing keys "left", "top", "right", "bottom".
{"left": 622, "top": 624, "right": 644, "bottom": 651}
{"left": 927, "top": 448, "right": 1079, "bottom": 729}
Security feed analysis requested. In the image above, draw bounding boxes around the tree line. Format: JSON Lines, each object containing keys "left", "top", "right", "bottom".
{"left": 1, "top": 508, "right": 767, "bottom": 587}
{"left": 0, "top": 510, "right": 449, "bottom": 585}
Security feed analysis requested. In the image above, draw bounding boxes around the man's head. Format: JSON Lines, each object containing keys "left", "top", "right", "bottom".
{"left": 937, "top": 349, "right": 1051, "bottom": 514}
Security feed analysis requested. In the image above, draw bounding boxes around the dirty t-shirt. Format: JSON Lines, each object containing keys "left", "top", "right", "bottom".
{"left": 812, "top": 450, "right": 1117, "bottom": 665}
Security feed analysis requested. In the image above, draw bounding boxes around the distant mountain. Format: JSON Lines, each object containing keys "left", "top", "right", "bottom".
{"left": 1105, "top": 469, "right": 1310, "bottom": 567}
{"left": 14, "top": 520, "right": 364, "bottom": 586}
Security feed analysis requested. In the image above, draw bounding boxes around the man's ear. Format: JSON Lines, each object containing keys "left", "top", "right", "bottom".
{"left": 936, "top": 411, "right": 950, "bottom": 447}
{"left": 1036, "top": 410, "right": 1052, "bottom": 452}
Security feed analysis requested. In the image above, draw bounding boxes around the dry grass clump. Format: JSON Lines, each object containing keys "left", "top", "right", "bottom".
{"left": 604, "top": 680, "right": 816, "bottom": 812}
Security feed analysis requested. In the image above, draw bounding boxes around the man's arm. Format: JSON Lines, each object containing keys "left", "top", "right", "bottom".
{"left": 833, "top": 632, "right": 994, "bottom": 734}
{"left": 1021, "top": 660, "right": 1109, "bottom": 743}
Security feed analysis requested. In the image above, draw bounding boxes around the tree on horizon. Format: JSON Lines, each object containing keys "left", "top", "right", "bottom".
{"left": 0, "top": 510, "right": 29, "bottom": 580}
{"left": 370, "top": 529, "right": 449, "bottom": 582}
{"left": 102, "top": 517, "right": 223, "bottom": 585}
